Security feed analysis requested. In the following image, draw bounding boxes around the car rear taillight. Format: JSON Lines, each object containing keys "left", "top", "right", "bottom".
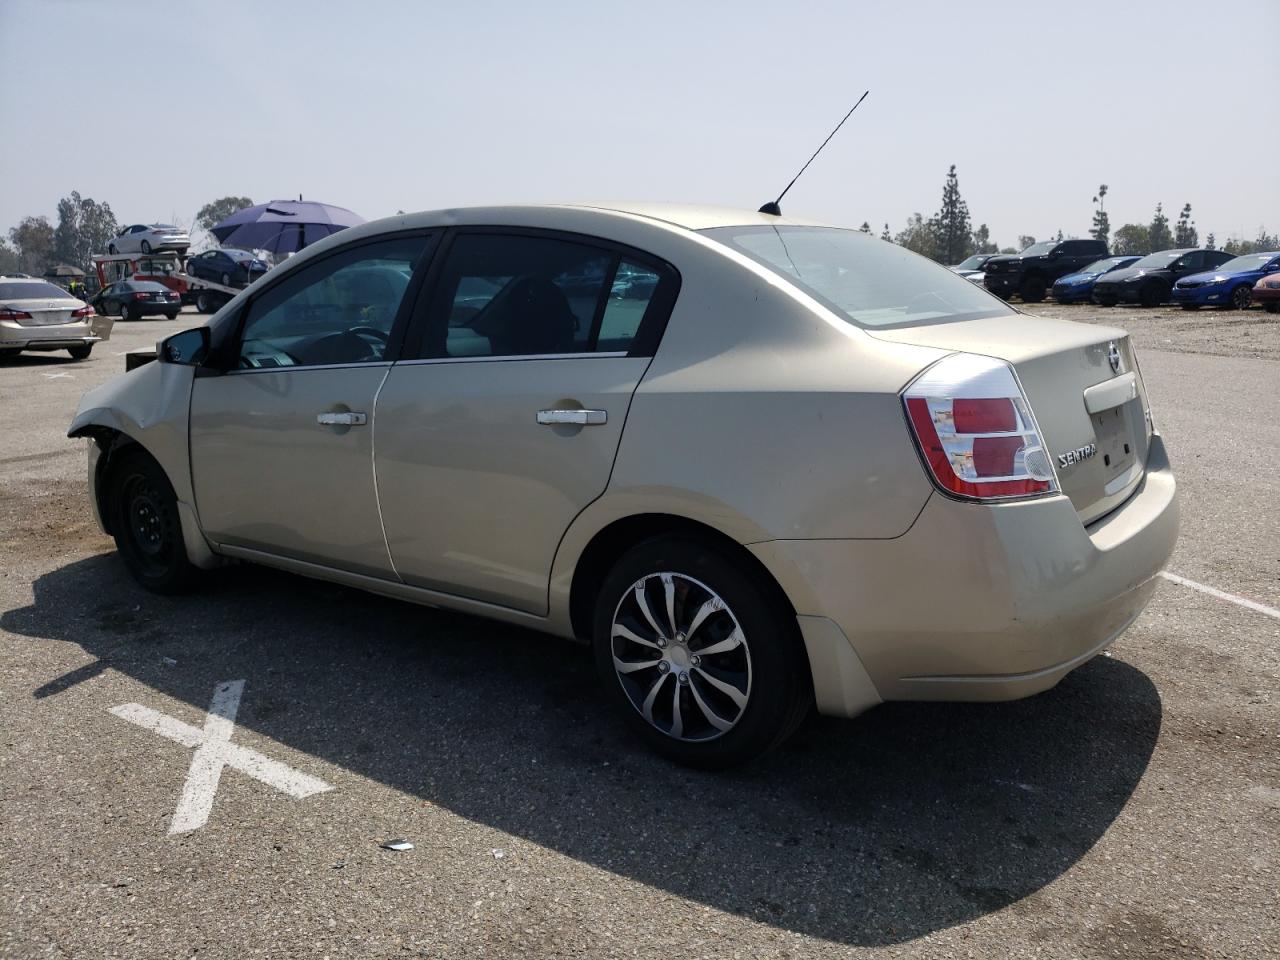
{"left": 71, "top": 305, "right": 95, "bottom": 318}
{"left": 903, "top": 353, "right": 1058, "bottom": 501}
{"left": 0, "top": 307, "right": 34, "bottom": 320}
{"left": 133, "top": 292, "right": 151, "bottom": 300}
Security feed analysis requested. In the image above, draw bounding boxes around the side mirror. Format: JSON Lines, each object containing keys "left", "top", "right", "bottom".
{"left": 159, "top": 327, "right": 210, "bottom": 366}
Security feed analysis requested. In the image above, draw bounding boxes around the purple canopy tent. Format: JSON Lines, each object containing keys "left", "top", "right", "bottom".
{"left": 209, "top": 199, "right": 364, "bottom": 255}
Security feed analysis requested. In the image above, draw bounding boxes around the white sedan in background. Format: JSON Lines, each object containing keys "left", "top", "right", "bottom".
{"left": 108, "top": 224, "right": 191, "bottom": 255}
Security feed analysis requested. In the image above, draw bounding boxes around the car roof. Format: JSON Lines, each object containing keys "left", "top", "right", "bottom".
{"left": 375, "top": 202, "right": 830, "bottom": 233}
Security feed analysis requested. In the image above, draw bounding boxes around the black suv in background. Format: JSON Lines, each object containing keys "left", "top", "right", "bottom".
{"left": 984, "top": 238, "right": 1109, "bottom": 302}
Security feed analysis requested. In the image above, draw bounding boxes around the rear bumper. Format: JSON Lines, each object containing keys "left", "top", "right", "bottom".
{"left": 0, "top": 316, "right": 112, "bottom": 348}
{"left": 752, "top": 433, "right": 1178, "bottom": 715}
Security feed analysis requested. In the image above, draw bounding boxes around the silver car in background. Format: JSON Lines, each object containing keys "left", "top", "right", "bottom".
{"left": 107, "top": 223, "right": 191, "bottom": 255}
{"left": 1, "top": 277, "right": 112, "bottom": 360}
{"left": 68, "top": 203, "right": 1178, "bottom": 767}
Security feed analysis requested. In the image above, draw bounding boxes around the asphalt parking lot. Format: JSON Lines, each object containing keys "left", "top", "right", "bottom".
{"left": 2, "top": 304, "right": 1277, "bottom": 959}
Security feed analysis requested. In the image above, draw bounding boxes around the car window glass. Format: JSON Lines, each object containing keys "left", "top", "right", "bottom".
{"left": 426, "top": 234, "right": 621, "bottom": 358}
{"left": 597, "top": 260, "right": 660, "bottom": 351}
{"left": 237, "top": 235, "right": 427, "bottom": 370}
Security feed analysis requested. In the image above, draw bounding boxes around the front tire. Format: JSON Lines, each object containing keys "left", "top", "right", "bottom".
{"left": 106, "top": 449, "right": 197, "bottom": 594}
{"left": 67, "top": 344, "right": 93, "bottom": 360}
{"left": 592, "top": 536, "right": 811, "bottom": 768}
{"left": 1229, "top": 285, "right": 1252, "bottom": 311}
{"left": 1139, "top": 284, "right": 1163, "bottom": 308}
{"left": 1019, "top": 277, "right": 1045, "bottom": 303}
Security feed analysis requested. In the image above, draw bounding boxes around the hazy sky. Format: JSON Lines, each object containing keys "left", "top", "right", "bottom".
{"left": 2, "top": 0, "right": 1277, "bottom": 249}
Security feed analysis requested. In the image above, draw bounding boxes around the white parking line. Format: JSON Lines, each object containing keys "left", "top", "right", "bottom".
{"left": 1160, "top": 571, "right": 1280, "bottom": 621}
{"left": 110, "top": 679, "right": 334, "bottom": 835}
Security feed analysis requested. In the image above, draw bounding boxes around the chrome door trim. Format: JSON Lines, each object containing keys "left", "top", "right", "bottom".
{"left": 394, "top": 351, "right": 628, "bottom": 366}
{"left": 227, "top": 360, "right": 394, "bottom": 376}
{"left": 316, "top": 411, "right": 368, "bottom": 426}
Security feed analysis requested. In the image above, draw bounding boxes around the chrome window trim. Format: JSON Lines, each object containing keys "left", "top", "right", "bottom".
{"left": 394, "top": 351, "right": 629, "bottom": 366}
{"left": 225, "top": 360, "right": 394, "bottom": 376}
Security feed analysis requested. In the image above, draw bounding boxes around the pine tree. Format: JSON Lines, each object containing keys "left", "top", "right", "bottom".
{"left": 1174, "top": 203, "right": 1198, "bottom": 247}
{"left": 1206, "top": 232, "right": 1216, "bottom": 251}
{"left": 1090, "top": 185, "right": 1110, "bottom": 245}
{"left": 1055, "top": 229, "right": 1064, "bottom": 243}
{"left": 859, "top": 221, "right": 871, "bottom": 233}
{"left": 880, "top": 223, "right": 892, "bottom": 242}
{"left": 972, "top": 223, "right": 994, "bottom": 253}
{"left": 1148, "top": 203, "right": 1173, "bottom": 252}
{"left": 930, "top": 164, "right": 973, "bottom": 264}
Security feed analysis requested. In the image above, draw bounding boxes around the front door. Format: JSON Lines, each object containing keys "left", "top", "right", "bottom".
{"left": 375, "top": 230, "right": 677, "bottom": 613}
{"left": 189, "top": 233, "right": 434, "bottom": 578}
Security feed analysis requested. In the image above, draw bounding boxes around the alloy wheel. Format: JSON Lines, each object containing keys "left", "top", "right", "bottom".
{"left": 610, "top": 572, "right": 752, "bottom": 742}
{"left": 1231, "top": 286, "right": 1251, "bottom": 310}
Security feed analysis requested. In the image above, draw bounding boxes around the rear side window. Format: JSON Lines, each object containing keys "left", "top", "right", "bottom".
{"left": 704, "top": 225, "right": 1013, "bottom": 328}
{"left": 421, "top": 234, "right": 664, "bottom": 358}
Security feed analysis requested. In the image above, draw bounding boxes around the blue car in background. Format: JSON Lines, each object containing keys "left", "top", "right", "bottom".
{"left": 1051, "top": 256, "right": 1141, "bottom": 303}
{"left": 1171, "top": 251, "right": 1280, "bottom": 310}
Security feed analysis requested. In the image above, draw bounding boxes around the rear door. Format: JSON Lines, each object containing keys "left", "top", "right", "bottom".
{"left": 189, "top": 232, "right": 436, "bottom": 577}
{"left": 374, "top": 229, "right": 679, "bottom": 613}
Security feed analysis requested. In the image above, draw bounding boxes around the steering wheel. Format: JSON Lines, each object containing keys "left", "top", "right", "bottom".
{"left": 349, "top": 325, "right": 390, "bottom": 344}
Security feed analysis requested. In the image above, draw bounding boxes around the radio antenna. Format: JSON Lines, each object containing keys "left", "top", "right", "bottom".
{"left": 759, "top": 90, "right": 869, "bottom": 216}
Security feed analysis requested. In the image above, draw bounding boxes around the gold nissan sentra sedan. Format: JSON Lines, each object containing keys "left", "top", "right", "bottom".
{"left": 68, "top": 203, "right": 1179, "bottom": 767}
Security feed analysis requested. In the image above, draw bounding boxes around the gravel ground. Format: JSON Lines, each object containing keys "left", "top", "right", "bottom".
{"left": 1, "top": 306, "right": 1276, "bottom": 959}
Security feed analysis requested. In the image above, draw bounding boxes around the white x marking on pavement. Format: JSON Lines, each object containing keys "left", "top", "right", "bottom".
{"left": 42, "top": 372, "right": 73, "bottom": 379}
{"left": 111, "top": 679, "right": 333, "bottom": 834}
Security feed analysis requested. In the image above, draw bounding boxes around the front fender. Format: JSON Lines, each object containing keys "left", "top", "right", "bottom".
{"left": 68, "top": 361, "right": 219, "bottom": 569}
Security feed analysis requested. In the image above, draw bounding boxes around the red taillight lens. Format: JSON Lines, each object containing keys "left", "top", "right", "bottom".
{"left": 71, "top": 305, "right": 95, "bottom": 318}
{"left": 903, "top": 354, "right": 1058, "bottom": 501}
{"left": 133, "top": 292, "right": 150, "bottom": 300}
{"left": 0, "top": 307, "right": 33, "bottom": 320}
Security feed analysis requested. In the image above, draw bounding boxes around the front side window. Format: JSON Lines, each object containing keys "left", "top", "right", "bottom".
{"left": 703, "top": 226, "right": 1013, "bottom": 328}
{"left": 423, "top": 234, "right": 659, "bottom": 358}
{"left": 236, "top": 235, "right": 428, "bottom": 369}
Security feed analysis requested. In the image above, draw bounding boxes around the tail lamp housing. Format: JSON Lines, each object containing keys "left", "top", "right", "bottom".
{"left": 903, "top": 353, "right": 1058, "bottom": 501}
{"left": 71, "top": 305, "right": 95, "bottom": 318}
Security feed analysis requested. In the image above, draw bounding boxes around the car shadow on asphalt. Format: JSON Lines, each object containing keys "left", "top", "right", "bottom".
{"left": 3, "top": 553, "right": 1163, "bottom": 947}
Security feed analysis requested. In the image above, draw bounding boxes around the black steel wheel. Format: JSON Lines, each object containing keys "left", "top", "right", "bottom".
{"left": 106, "top": 449, "right": 197, "bottom": 593}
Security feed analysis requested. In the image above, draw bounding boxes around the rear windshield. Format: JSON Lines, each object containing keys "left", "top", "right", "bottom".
{"left": 701, "top": 226, "right": 1013, "bottom": 328}
{"left": 0, "top": 281, "right": 74, "bottom": 300}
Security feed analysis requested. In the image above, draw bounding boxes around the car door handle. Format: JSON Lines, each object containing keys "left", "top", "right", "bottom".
{"left": 536, "top": 408, "right": 607, "bottom": 426}
{"left": 316, "top": 411, "right": 367, "bottom": 426}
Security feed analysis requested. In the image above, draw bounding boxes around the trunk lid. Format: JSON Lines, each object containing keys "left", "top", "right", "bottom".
{"left": 870, "top": 314, "right": 1152, "bottom": 525}
{"left": 7, "top": 298, "right": 78, "bottom": 326}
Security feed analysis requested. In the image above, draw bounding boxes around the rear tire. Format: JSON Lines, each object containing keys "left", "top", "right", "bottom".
{"left": 141, "top": 240, "right": 152, "bottom": 254}
{"left": 220, "top": 272, "right": 231, "bottom": 286}
{"left": 592, "top": 536, "right": 811, "bottom": 768}
{"left": 195, "top": 292, "right": 212, "bottom": 313}
{"left": 1138, "top": 284, "right": 1163, "bottom": 308}
{"left": 1229, "top": 285, "right": 1252, "bottom": 310}
{"left": 67, "top": 344, "right": 92, "bottom": 360}
{"left": 108, "top": 243, "right": 117, "bottom": 254}
{"left": 164, "top": 311, "right": 179, "bottom": 320}
{"left": 1265, "top": 303, "right": 1280, "bottom": 314}
{"left": 120, "top": 302, "right": 135, "bottom": 321}
{"left": 1019, "top": 277, "right": 1045, "bottom": 302}
{"left": 0, "top": 347, "right": 21, "bottom": 359}
{"left": 105, "top": 448, "right": 197, "bottom": 594}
